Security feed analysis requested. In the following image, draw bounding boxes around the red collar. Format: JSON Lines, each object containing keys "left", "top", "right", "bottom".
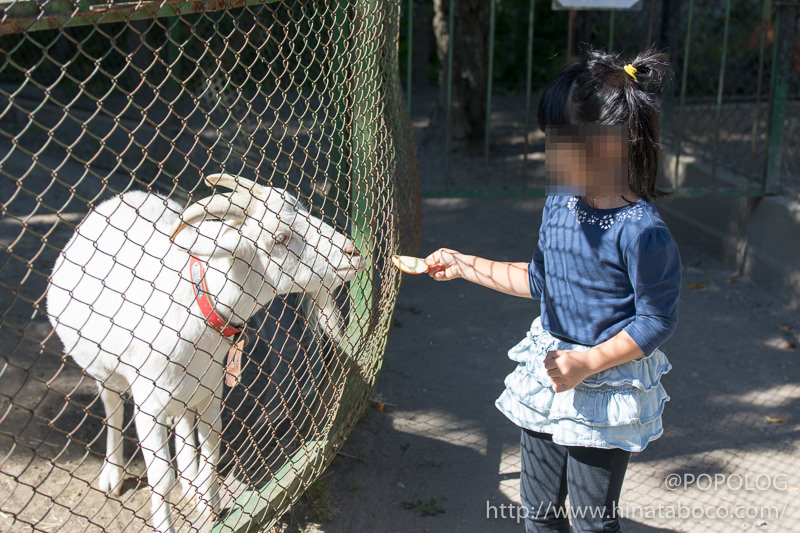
{"left": 189, "top": 256, "right": 243, "bottom": 338}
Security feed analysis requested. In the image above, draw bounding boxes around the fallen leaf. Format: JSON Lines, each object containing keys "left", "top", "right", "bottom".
{"left": 784, "top": 342, "right": 797, "bottom": 350}
{"left": 724, "top": 278, "right": 738, "bottom": 284}
{"left": 688, "top": 283, "right": 706, "bottom": 290}
{"left": 373, "top": 402, "right": 385, "bottom": 413}
{"left": 777, "top": 324, "right": 794, "bottom": 331}
{"left": 764, "top": 415, "right": 786, "bottom": 424}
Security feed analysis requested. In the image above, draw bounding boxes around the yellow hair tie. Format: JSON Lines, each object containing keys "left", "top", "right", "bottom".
{"left": 624, "top": 64, "right": 638, "bottom": 81}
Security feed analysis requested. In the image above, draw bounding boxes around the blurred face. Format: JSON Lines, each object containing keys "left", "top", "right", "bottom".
{"left": 545, "top": 124, "right": 628, "bottom": 196}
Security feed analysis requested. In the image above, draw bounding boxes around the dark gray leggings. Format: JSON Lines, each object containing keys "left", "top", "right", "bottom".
{"left": 520, "top": 429, "right": 631, "bottom": 533}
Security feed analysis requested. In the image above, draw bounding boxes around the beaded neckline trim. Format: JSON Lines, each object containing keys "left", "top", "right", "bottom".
{"left": 567, "top": 197, "right": 644, "bottom": 229}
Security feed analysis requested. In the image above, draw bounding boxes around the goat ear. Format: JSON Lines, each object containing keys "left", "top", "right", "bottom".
{"left": 171, "top": 194, "right": 247, "bottom": 242}
{"left": 182, "top": 194, "right": 248, "bottom": 225}
{"left": 170, "top": 225, "right": 216, "bottom": 257}
{"left": 171, "top": 219, "right": 256, "bottom": 260}
{"left": 205, "top": 173, "right": 271, "bottom": 202}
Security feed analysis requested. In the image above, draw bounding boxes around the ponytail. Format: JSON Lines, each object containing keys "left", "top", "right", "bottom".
{"left": 538, "top": 47, "right": 674, "bottom": 201}
{"left": 626, "top": 48, "right": 672, "bottom": 93}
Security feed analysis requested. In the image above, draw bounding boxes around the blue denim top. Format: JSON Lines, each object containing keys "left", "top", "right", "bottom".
{"left": 528, "top": 196, "right": 681, "bottom": 355}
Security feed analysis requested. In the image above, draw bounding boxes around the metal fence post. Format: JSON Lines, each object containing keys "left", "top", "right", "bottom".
{"left": 444, "top": 0, "right": 454, "bottom": 189}
{"left": 764, "top": 1, "right": 797, "bottom": 194}
{"left": 673, "top": 0, "right": 695, "bottom": 190}
{"left": 344, "top": 0, "right": 379, "bottom": 355}
{"left": 710, "top": 0, "right": 732, "bottom": 188}
{"left": 484, "top": 0, "right": 496, "bottom": 178}
{"left": 522, "top": 0, "right": 536, "bottom": 189}
{"left": 749, "top": 0, "right": 772, "bottom": 180}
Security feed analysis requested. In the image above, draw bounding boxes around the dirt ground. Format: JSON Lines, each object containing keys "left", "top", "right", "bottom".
{"left": 276, "top": 196, "right": 800, "bottom": 533}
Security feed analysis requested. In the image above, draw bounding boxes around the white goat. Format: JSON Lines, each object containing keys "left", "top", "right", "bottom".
{"left": 46, "top": 174, "right": 363, "bottom": 532}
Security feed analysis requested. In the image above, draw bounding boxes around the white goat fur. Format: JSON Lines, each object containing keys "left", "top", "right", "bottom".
{"left": 47, "top": 180, "right": 362, "bottom": 532}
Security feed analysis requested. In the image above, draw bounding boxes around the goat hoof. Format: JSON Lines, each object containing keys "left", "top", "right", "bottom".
{"left": 98, "top": 462, "right": 124, "bottom": 496}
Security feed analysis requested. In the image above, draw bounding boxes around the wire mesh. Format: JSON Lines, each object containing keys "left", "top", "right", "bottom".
{"left": 0, "top": 0, "right": 421, "bottom": 531}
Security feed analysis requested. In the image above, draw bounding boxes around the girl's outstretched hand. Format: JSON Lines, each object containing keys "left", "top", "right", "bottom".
{"left": 543, "top": 350, "right": 597, "bottom": 393}
{"left": 424, "top": 248, "right": 463, "bottom": 281}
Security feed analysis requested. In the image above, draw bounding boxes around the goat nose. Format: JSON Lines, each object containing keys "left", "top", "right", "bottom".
{"left": 343, "top": 242, "right": 357, "bottom": 255}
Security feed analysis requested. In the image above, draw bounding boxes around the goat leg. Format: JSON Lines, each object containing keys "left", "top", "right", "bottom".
{"left": 134, "top": 404, "right": 176, "bottom": 533}
{"left": 174, "top": 411, "right": 200, "bottom": 504}
{"left": 195, "top": 395, "right": 222, "bottom": 517}
{"left": 97, "top": 383, "right": 125, "bottom": 497}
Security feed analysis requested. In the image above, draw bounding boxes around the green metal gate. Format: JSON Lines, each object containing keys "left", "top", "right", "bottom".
{"left": 402, "top": 0, "right": 798, "bottom": 198}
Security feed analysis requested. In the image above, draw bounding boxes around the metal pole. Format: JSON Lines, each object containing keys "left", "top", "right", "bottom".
{"left": 710, "top": 0, "right": 732, "bottom": 189}
{"left": 522, "top": 0, "right": 536, "bottom": 191}
{"left": 444, "top": 0, "right": 454, "bottom": 189}
{"left": 348, "top": 0, "right": 379, "bottom": 345}
{"left": 764, "top": 2, "right": 795, "bottom": 194}
{"left": 673, "top": 0, "right": 694, "bottom": 190}
{"left": 484, "top": 0, "right": 496, "bottom": 180}
{"left": 749, "top": 0, "right": 771, "bottom": 181}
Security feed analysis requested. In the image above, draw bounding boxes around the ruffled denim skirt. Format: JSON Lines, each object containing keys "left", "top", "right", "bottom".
{"left": 495, "top": 317, "right": 671, "bottom": 452}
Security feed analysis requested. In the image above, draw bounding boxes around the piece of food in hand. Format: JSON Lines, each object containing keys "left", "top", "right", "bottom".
{"left": 391, "top": 255, "right": 429, "bottom": 274}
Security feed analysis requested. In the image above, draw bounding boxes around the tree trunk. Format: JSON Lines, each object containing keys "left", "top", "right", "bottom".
{"left": 432, "top": 0, "right": 489, "bottom": 141}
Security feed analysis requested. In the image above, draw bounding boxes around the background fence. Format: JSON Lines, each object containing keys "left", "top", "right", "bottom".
{"left": 402, "top": 0, "right": 799, "bottom": 197}
{"left": 0, "top": 0, "right": 419, "bottom": 531}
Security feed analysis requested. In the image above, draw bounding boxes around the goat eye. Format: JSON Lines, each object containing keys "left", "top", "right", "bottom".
{"left": 274, "top": 231, "right": 290, "bottom": 245}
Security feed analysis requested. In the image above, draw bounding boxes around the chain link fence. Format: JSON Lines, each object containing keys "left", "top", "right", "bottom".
{"left": 0, "top": 0, "right": 420, "bottom": 531}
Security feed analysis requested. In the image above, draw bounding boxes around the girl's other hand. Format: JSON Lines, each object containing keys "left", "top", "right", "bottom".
{"left": 543, "top": 349, "right": 597, "bottom": 393}
{"left": 424, "top": 248, "right": 463, "bottom": 281}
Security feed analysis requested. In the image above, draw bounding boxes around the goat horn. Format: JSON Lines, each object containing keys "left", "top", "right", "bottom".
{"left": 170, "top": 193, "right": 248, "bottom": 243}
{"left": 204, "top": 173, "right": 269, "bottom": 200}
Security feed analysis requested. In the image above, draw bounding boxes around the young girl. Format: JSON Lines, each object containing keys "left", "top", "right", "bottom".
{"left": 424, "top": 48, "right": 680, "bottom": 533}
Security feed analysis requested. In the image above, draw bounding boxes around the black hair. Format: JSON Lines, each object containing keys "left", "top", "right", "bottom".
{"left": 538, "top": 47, "right": 673, "bottom": 201}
